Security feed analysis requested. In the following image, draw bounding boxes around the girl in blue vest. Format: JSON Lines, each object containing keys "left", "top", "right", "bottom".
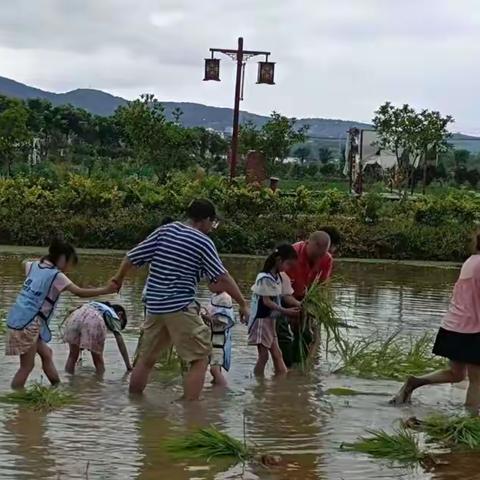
{"left": 248, "top": 244, "right": 301, "bottom": 376}
{"left": 6, "top": 238, "right": 118, "bottom": 389}
{"left": 62, "top": 302, "right": 131, "bottom": 375}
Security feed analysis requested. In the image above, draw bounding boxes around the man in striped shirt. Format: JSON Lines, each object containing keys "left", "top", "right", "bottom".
{"left": 112, "top": 199, "right": 249, "bottom": 400}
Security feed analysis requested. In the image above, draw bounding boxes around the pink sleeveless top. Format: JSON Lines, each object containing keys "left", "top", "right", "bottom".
{"left": 442, "top": 255, "right": 480, "bottom": 334}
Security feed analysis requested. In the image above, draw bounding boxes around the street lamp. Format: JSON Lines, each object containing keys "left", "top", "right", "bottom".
{"left": 204, "top": 37, "right": 275, "bottom": 180}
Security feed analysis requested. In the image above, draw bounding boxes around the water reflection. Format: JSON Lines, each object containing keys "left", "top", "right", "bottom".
{"left": 0, "top": 252, "right": 468, "bottom": 479}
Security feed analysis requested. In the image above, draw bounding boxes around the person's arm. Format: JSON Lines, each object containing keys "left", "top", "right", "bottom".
{"left": 113, "top": 332, "right": 132, "bottom": 371}
{"left": 262, "top": 296, "right": 300, "bottom": 318}
{"left": 65, "top": 281, "right": 118, "bottom": 298}
{"left": 202, "top": 240, "right": 249, "bottom": 322}
{"left": 111, "top": 256, "right": 137, "bottom": 287}
{"left": 283, "top": 294, "right": 301, "bottom": 308}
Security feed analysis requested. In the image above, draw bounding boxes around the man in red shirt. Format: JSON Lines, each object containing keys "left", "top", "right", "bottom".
{"left": 278, "top": 230, "right": 339, "bottom": 367}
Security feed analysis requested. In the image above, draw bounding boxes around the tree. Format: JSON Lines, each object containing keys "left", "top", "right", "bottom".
{"left": 373, "top": 102, "right": 453, "bottom": 195}
{"left": 0, "top": 99, "right": 30, "bottom": 175}
{"left": 238, "top": 121, "right": 262, "bottom": 155}
{"left": 172, "top": 107, "right": 183, "bottom": 125}
{"left": 261, "top": 112, "right": 309, "bottom": 166}
{"left": 115, "top": 94, "right": 196, "bottom": 180}
{"left": 318, "top": 147, "right": 334, "bottom": 164}
{"left": 293, "top": 145, "right": 311, "bottom": 164}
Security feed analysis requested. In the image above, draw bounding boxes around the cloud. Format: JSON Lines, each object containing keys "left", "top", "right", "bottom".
{"left": 0, "top": 0, "right": 478, "bottom": 132}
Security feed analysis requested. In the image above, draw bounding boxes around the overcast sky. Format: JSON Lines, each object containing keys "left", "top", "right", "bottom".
{"left": 0, "top": 0, "right": 479, "bottom": 133}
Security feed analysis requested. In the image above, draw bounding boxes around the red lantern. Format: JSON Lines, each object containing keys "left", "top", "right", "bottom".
{"left": 204, "top": 58, "right": 220, "bottom": 81}
{"left": 257, "top": 61, "right": 275, "bottom": 84}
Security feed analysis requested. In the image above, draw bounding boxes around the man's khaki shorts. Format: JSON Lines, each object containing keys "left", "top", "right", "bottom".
{"left": 136, "top": 302, "right": 212, "bottom": 364}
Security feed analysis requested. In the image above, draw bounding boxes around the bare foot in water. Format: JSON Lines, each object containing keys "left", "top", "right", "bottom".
{"left": 390, "top": 376, "right": 420, "bottom": 405}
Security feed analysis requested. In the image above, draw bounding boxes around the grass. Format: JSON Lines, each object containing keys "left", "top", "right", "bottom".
{"left": 341, "top": 427, "right": 426, "bottom": 465}
{"left": 164, "top": 426, "right": 252, "bottom": 462}
{"left": 0, "top": 383, "right": 74, "bottom": 411}
{"left": 419, "top": 414, "right": 480, "bottom": 450}
{"left": 336, "top": 332, "right": 446, "bottom": 380}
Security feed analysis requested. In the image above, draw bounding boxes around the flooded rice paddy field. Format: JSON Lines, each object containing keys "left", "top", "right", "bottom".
{"left": 0, "top": 252, "right": 476, "bottom": 479}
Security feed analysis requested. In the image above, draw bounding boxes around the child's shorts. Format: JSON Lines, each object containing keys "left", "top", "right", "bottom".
{"left": 5, "top": 318, "right": 42, "bottom": 355}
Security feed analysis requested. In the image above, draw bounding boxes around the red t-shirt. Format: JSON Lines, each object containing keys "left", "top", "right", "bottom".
{"left": 285, "top": 241, "right": 333, "bottom": 299}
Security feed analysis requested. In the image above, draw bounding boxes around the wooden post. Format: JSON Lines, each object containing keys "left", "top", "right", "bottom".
{"left": 230, "top": 37, "right": 244, "bottom": 181}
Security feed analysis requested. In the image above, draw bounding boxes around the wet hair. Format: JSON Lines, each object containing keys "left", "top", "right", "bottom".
{"left": 43, "top": 237, "right": 78, "bottom": 266}
{"left": 186, "top": 199, "right": 217, "bottom": 222}
{"left": 262, "top": 243, "right": 298, "bottom": 273}
{"left": 161, "top": 216, "right": 174, "bottom": 226}
{"left": 104, "top": 302, "right": 128, "bottom": 330}
{"left": 319, "top": 226, "right": 342, "bottom": 247}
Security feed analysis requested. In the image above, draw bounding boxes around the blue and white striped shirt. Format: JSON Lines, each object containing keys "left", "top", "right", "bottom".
{"left": 128, "top": 222, "right": 227, "bottom": 314}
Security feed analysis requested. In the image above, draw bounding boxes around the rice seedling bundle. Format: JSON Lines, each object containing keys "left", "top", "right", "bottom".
{"left": 301, "top": 281, "right": 346, "bottom": 359}
{"left": 154, "top": 346, "right": 186, "bottom": 377}
{"left": 0, "top": 309, "right": 6, "bottom": 334}
{"left": 341, "top": 427, "right": 425, "bottom": 464}
{"left": 165, "top": 426, "right": 252, "bottom": 461}
{"left": 421, "top": 414, "right": 480, "bottom": 450}
{"left": 0, "top": 383, "right": 74, "bottom": 411}
{"left": 337, "top": 332, "right": 446, "bottom": 380}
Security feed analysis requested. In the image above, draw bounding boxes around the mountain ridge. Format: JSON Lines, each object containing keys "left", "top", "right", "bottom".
{"left": 0, "top": 75, "right": 478, "bottom": 148}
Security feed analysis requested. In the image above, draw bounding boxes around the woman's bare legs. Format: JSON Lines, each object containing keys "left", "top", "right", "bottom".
{"left": 65, "top": 344, "right": 80, "bottom": 374}
{"left": 270, "top": 341, "right": 288, "bottom": 375}
{"left": 466, "top": 364, "right": 480, "bottom": 410}
{"left": 11, "top": 344, "right": 37, "bottom": 389}
{"left": 391, "top": 361, "right": 466, "bottom": 405}
{"left": 254, "top": 345, "right": 269, "bottom": 376}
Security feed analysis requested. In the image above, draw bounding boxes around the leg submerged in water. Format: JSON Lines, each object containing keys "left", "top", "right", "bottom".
{"left": 254, "top": 345, "right": 269, "bottom": 376}
{"left": 270, "top": 341, "right": 288, "bottom": 375}
{"left": 466, "top": 364, "right": 480, "bottom": 410}
{"left": 390, "top": 361, "right": 466, "bottom": 405}
{"left": 183, "top": 358, "right": 209, "bottom": 401}
{"left": 11, "top": 344, "right": 37, "bottom": 390}
{"left": 65, "top": 344, "right": 80, "bottom": 374}
{"left": 37, "top": 340, "right": 60, "bottom": 386}
{"left": 210, "top": 365, "right": 228, "bottom": 387}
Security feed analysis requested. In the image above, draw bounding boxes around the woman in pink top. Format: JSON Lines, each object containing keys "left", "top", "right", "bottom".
{"left": 392, "top": 233, "right": 480, "bottom": 408}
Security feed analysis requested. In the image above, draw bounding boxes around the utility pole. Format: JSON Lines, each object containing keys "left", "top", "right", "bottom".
{"left": 204, "top": 37, "right": 275, "bottom": 180}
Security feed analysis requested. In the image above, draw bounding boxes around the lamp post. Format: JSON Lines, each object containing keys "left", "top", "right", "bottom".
{"left": 204, "top": 37, "right": 275, "bottom": 180}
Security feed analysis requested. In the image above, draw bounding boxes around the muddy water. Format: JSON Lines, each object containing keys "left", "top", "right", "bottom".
{"left": 0, "top": 253, "right": 476, "bottom": 479}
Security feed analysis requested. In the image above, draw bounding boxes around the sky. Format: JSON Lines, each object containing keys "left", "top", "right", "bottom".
{"left": 0, "top": 0, "right": 479, "bottom": 134}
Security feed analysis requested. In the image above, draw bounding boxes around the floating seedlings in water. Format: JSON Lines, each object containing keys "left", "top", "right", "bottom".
{"left": 326, "top": 387, "right": 361, "bottom": 396}
{"left": 418, "top": 414, "right": 480, "bottom": 450}
{"left": 165, "top": 426, "right": 252, "bottom": 461}
{"left": 336, "top": 332, "right": 446, "bottom": 380}
{"left": 0, "top": 383, "right": 74, "bottom": 411}
{"left": 341, "top": 427, "right": 426, "bottom": 465}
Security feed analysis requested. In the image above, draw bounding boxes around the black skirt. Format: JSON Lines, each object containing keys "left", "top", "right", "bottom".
{"left": 432, "top": 327, "right": 480, "bottom": 365}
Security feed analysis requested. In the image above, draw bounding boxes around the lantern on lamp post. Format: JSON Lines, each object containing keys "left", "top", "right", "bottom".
{"left": 204, "top": 58, "right": 220, "bottom": 81}
{"left": 257, "top": 61, "right": 275, "bottom": 85}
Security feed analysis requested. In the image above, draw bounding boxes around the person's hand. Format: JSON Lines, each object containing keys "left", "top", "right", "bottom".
{"left": 110, "top": 277, "right": 122, "bottom": 292}
{"left": 283, "top": 307, "right": 301, "bottom": 319}
{"left": 105, "top": 280, "right": 120, "bottom": 295}
{"left": 239, "top": 303, "right": 250, "bottom": 325}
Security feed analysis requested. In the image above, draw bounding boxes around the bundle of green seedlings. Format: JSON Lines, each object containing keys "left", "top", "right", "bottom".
{"left": 0, "top": 383, "right": 74, "bottom": 411}
{"left": 341, "top": 427, "right": 428, "bottom": 465}
{"left": 299, "top": 281, "right": 346, "bottom": 368}
{"left": 411, "top": 414, "right": 480, "bottom": 450}
{"left": 165, "top": 426, "right": 252, "bottom": 462}
{"left": 336, "top": 332, "right": 446, "bottom": 380}
{"left": 154, "top": 346, "right": 187, "bottom": 378}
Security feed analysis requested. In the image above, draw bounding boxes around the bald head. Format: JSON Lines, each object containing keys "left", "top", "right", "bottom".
{"left": 306, "top": 231, "right": 331, "bottom": 261}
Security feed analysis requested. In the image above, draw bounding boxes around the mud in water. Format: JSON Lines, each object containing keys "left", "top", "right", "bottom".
{"left": 0, "top": 252, "right": 477, "bottom": 479}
